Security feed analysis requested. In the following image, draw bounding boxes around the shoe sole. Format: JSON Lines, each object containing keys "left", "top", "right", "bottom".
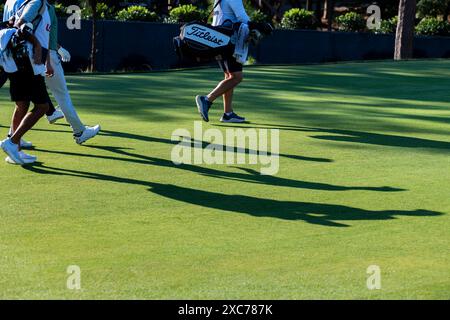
{"left": 195, "top": 96, "right": 209, "bottom": 122}
{"left": 1, "top": 144, "right": 24, "bottom": 165}
{"left": 5, "top": 156, "right": 35, "bottom": 165}
{"left": 220, "top": 118, "right": 246, "bottom": 123}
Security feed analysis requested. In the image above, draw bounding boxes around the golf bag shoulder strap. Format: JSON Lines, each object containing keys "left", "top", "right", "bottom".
{"left": 205, "top": 0, "right": 222, "bottom": 22}
{"left": 16, "top": 0, "right": 46, "bottom": 32}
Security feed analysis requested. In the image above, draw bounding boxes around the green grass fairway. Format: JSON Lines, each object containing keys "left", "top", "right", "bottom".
{"left": 0, "top": 60, "right": 449, "bottom": 299}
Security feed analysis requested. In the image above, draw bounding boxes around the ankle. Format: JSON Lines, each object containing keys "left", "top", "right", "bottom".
{"left": 10, "top": 137, "right": 20, "bottom": 145}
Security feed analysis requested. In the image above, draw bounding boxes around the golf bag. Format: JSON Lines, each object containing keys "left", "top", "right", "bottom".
{"left": 174, "top": 21, "right": 237, "bottom": 63}
{"left": 173, "top": 21, "right": 273, "bottom": 63}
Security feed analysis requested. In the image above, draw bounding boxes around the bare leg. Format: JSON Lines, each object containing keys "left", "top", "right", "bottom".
{"left": 10, "top": 103, "right": 49, "bottom": 145}
{"left": 207, "top": 71, "right": 243, "bottom": 103}
{"left": 223, "top": 87, "right": 234, "bottom": 113}
{"left": 11, "top": 101, "right": 30, "bottom": 134}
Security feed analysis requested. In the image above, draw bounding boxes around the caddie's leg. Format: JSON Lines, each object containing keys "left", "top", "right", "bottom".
{"left": 207, "top": 71, "right": 242, "bottom": 103}
{"left": 223, "top": 87, "right": 234, "bottom": 114}
{"left": 11, "top": 101, "right": 30, "bottom": 134}
{"left": 10, "top": 102, "right": 49, "bottom": 145}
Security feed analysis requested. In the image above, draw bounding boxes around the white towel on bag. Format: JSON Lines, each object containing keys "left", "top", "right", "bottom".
{"left": 233, "top": 23, "right": 250, "bottom": 65}
{"left": 0, "top": 28, "right": 18, "bottom": 73}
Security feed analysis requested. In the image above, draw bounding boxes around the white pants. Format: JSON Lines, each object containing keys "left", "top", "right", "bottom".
{"left": 45, "top": 50, "right": 84, "bottom": 134}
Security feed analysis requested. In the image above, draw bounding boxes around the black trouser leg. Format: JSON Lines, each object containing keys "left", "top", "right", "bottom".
{"left": 46, "top": 97, "right": 56, "bottom": 116}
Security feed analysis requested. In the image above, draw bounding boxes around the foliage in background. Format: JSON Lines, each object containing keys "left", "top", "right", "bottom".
{"left": 96, "top": 2, "right": 115, "bottom": 20}
{"left": 378, "top": 16, "right": 399, "bottom": 34}
{"left": 281, "top": 8, "right": 317, "bottom": 30}
{"left": 116, "top": 5, "right": 159, "bottom": 22}
{"left": 167, "top": 4, "right": 206, "bottom": 23}
{"left": 417, "top": 0, "right": 450, "bottom": 18}
{"left": 415, "top": 17, "right": 450, "bottom": 36}
{"left": 244, "top": 0, "right": 272, "bottom": 24}
{"left": 54, "top": 3, "right": 70, "bottom": 17}
{"left": 336, "top": 12, "right": 366, "bottom": 32}
{"left": 80, "top": 2, "right": 116, "bottom": 20}
{"left": 176, "top": 0, "right": 210, "bottom": 10}
{"left": 250, "top": 9, "right": 271, "bottom": 24}
{"left": 245, "top": 55, "right": 257, "bottom": 65}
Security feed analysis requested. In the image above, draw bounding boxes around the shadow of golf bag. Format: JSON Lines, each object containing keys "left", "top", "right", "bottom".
{"left": 173, "top": 21, "right": 273, "bottom": 63}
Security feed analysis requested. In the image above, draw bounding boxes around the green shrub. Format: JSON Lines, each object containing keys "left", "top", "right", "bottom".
{"left": 116, "top": 5, "right": 159, "bottom": 22}
{"left": 417, "top": 0, "right": 450, "bottom": 18}
{"left": 97, "top": 2, "right": 115, "bottom": 20}
{"left": 281, "top": 8, "right": 317, "bottom": 30}
{"left": 168, "top": 4, "right": 206, "bottom": 23}
{"left": 245, "top": 55, "right": 257, "bottom": 65}
{"left": 415, "top": 17, "right": 450, "bottom": 36}
{"left": 378, "top": 16, "right": 398, "bottom": 34}
{"left": 54, "top": 3, "right": 69, "bottom": 17}
{"left": 81, "top": 2, "right": 115, "bottom": 20}
{"left": 336, "top": 12, "right": 366, "bottom": 32}
{"left": 250, "top": 9, "right": 271, "bottom": 24}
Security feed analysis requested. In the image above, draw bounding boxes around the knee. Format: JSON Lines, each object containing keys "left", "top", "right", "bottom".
{"left": 33, "top": 103, "right": 49, "bottom": 115}
{"left": 15, "top": 101, "right": 29, "bottom": 111}
{"left": 231, "top": 73, "right": 243, "bottom": 85}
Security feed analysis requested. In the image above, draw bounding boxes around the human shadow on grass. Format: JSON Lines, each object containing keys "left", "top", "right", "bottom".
{"left": 33, "top": 145, "right": 405, "bottom": 193}
{"left": 98, "top": 128, "right": 332, "bottom": 163}
{"left": 5, "top": 124, "right": 332, "bottom": 164}
{"left": 22, "top": 163, "right": 442, "bottom": 227}
{"left": 214, "top": 123, "right": 450, "bottom": 152}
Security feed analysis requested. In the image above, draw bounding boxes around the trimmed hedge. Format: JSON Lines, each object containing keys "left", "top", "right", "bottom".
{"left": 281, "top": 8, "right": 317, "bottom": 30}
{"left": 416, "top": 17, "right": 450, "bottom": 36}
{"left": 116, "top": 5, "right": 159, "bottom": 22}
{"left": 417, "top": 0, "right": 450, "bottom": 18}
{"left": 336, "top": 12, "right": 366, "bottom": 32}
{"left": 250, "top": 9, "right": 271, "bottom": 24}
{"left": 379, "top": 16, "right": 398, "bottom": 34}
{"left": 168, "top": 4, "right": 206, "bottom": 23}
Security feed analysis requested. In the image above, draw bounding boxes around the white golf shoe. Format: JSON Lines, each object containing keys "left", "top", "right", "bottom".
{"left": 0, "top": 138, "right": 23, "bottom": 165}
{"left": 46, "top": 108, "right": 65, "bottom": 124}
{"left": 20, "top": 139, "right": 33, "bottom": 149}
{"left": 6, "top": 151, "right": 37, "bottom": 164}
{"left": 74, "top": 125, "right": 101, "bottom": 145}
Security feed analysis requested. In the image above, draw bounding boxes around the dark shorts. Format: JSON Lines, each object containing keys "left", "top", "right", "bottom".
{"left": 218, "top": 56, "right": 243, "bottom": 73}
{"left": 8, "top": 70, "right": 50, "bottom": 104}
{"left": 0, "top": 68, "right": 7, "bottom": 89}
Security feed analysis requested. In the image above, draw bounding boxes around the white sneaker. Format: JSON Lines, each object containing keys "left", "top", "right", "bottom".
{"left": 0, "top": 138, "right": 23, "bottom": 165}
{"left": 74, "top": 125, "right": 101, "bottom": 145}
{"left": 5, "top": 151, "right": 37, "bottom": 164}
{"left": 20, "top": 139, "right": 33, "bottom": 149}
{"left": 46, "top": 108, "right": 65, "bottom": 124}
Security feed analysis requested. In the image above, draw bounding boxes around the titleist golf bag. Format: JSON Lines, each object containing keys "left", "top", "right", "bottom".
{"left": 173, "top": 20, "right": 273, "bottom": 63}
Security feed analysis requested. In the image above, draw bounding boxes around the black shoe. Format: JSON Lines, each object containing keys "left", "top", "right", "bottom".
{"left": 195, "top": 95, "right": 212, "bottom": 122}
{"left": 220, "top": 112, "right": 246, "bottom": 123}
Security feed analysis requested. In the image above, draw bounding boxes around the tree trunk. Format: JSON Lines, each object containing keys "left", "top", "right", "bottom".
{"left": 327, "top": 0, "right": 334, "bottom": 32}
{"left": 394, "top": 0, "right": 416, "bottom": 60}
{"left": 89, "top": 0, "right": 97, "bottom": 72}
